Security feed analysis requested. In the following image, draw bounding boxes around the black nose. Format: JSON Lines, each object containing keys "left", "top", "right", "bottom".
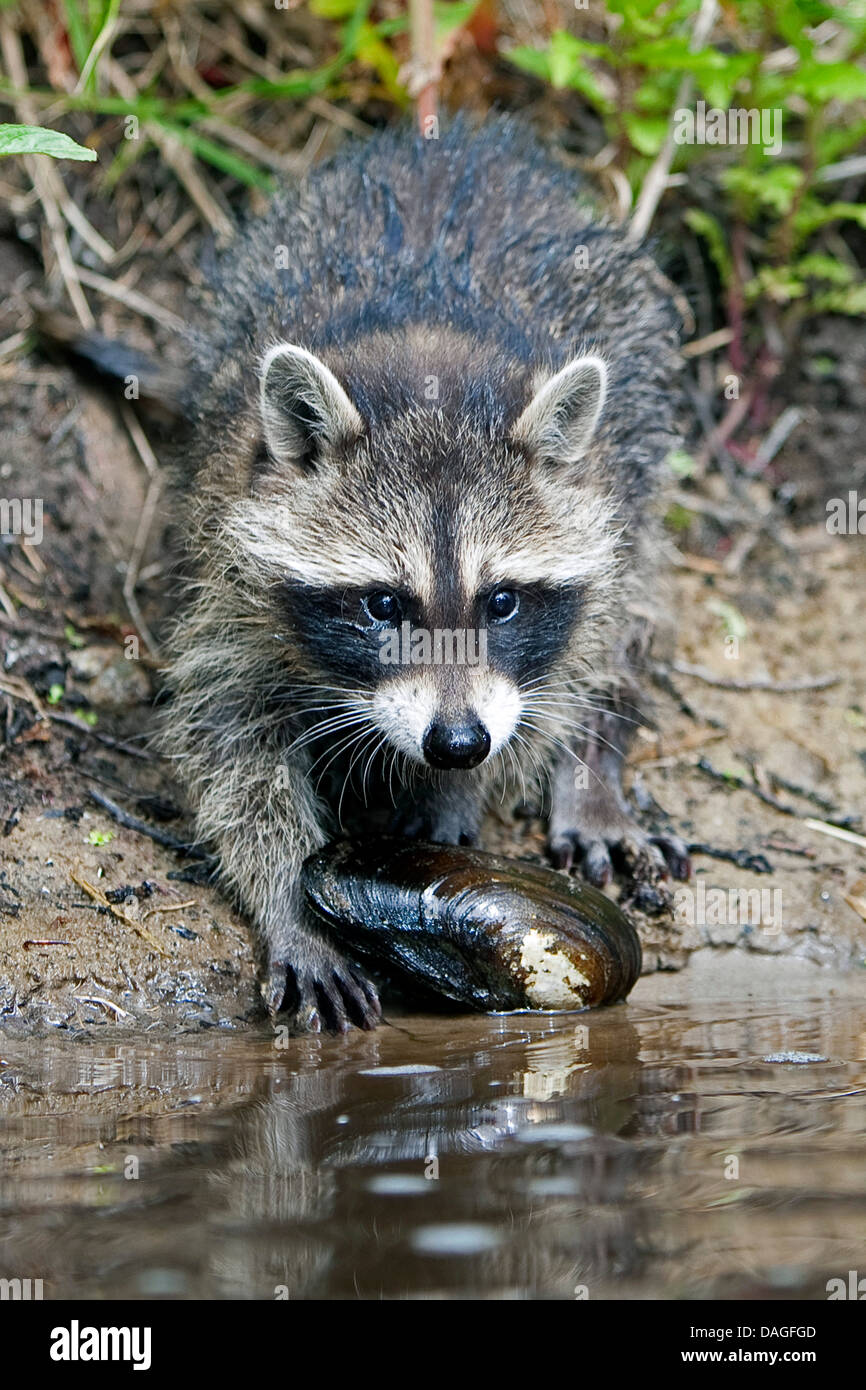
{"left": 422, "top": 719, "right": 491, "bottom": 770}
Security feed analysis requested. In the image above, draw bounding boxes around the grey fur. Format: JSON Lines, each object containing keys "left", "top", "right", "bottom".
{"left": 160, "top": 116, "right": 689, "bottom": 1032}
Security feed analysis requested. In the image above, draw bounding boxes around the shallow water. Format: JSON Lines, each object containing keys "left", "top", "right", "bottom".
{"left": 1, "top": 994, "right": 865, "bottom": 1300}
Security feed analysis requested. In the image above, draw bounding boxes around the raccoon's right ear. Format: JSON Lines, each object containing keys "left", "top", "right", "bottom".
{"left": 511, "top": 354, "right": 607, "bottom": 469}
{"left": 258, "top": 343, "right": 364, "bottom": 472}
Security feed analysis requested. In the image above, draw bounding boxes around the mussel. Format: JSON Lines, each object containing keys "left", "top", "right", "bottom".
{"left": 301, "top": 840, "right": 642, "bottom": 1012}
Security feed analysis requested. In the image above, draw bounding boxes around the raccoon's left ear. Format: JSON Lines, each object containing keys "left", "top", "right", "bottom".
{"left": 258, "top": 343, "right": 364, "bottom": 471}
{"left": 511, "top": 354, "right": 607, "bottom": 468}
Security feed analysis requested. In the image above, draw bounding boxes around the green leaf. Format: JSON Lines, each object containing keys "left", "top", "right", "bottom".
{"left": 795, "top": 61, "right": 866, "bottom": 102}
{"left": 772, "top": 0, "right": 839, "bottom": 54}
{"left": 624, "top": 112, "right": 669, "bottom": 155}
{"left": 810, "top": 284, "right": 866, "bottom": 316}
{"left": 87, "top": 829, "right": 113, "bottom": 846}
{"left": 310, "top": 0, "right": 357, "bottom": 15}
{"left": 433, "top": 1, "right": 480, "bottom": 44}
{"left": 355, "top": 21, "right": 407, "bottom": 104}
{"left": 47, "top": 683, "right": 65, "bottom": 706}
{"left": 794, "top": 199, "right": 866, "bottom": 237}
{"left": 634, "top": 73, "right": 680, "bottom": 113}
{"left": 63, "top": 0, "right": 91, "bottom": 71}
{"left": 629, "top": 39, "right": 736, "bottom": 72}
{"left": 78, "top": 0, "right": 120, "bottom": 94}
{"left": 794, "top": 253, "right": 855, "bottom": 286}
{"left": 698, "top": 57, "right": 757, "bottom": 111}
{"left": 549, "top": 32, "right": 610, "bottom": 107}
{"left": 0, "top": 123, "right": 96, "bottom": 161}
{"left": 507, "top": 32, "right": 611, "bottom": 110}
{"left": 744, "top": 266, "right": 807, "bottom": 305}
{"left": 506, "top": 44, "right": 551, "bottom": 82}
{"left": 548, "top": 32, "right": 582, "bottom": 88}
{"left": 664, "top": 502, "right": 693, "bottom": 533}
{"left": 231, "top": 62, "right": 346, "bottom": 102}
{"left": 159, "top": 124, "right": 273, "bottom": 190}
{"left": 722, "top": 164, "right": 804, "bottom": 216}
{"left": 667, "top": 448, "right": 697, "bottom": 479}
{"left": 684, "top": 208, "right": 733, "bottom": 286}
{"left": 817, "top": 118, "right": 866, "bottom": 165}
{"left": 706, "top": 599, "right": 747, "bottom": 640}
{"left": 604, "top": 0, "right": 677, "bottom": 39}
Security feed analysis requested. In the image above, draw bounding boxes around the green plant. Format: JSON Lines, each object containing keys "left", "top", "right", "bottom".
{"left": 0, "top": 2, "right": 478, "bottom": 190}
{"left": 508, "top": 1, "right": 866, "bottom": 324}
{"left": 0, "top": 122, "right": 96, "bottom": 159}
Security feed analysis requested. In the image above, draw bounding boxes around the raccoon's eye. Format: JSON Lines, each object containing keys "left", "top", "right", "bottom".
{"left": 363, "top": 591, "right": 403, "bottom": 624}
{"left": 487, "top": 588, "right": 519, "bottom": 623}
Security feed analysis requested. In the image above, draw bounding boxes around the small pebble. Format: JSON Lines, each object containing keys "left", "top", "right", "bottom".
{"left": 411, "top": 1224, "right": 503, "bottom": 1255}
{"left": 367, "top": 1175, "right": 431, "bottom": 1195}
{"left": 516, "top": 1122, "right": 594, "bottom": 1144}
{"left": 762, "top": 1052, "right": 828, "bottom": 1064}
{"left": 359, "top": 1064, "right": 442, "bottom": 1076}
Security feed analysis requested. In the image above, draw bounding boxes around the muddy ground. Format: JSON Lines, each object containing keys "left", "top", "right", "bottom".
{"left": 1, "top": 162, "right": 865, "bottom": 1035}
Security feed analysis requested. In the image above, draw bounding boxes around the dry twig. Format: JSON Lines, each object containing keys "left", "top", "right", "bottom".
{"left": 672, "top": 662, "right": 839, "bottom": 693}
{"left": 70, "top": 871, "right": 169, "bottom": 956}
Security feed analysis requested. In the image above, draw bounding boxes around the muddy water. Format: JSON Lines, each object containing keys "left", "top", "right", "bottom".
{"left": 1, "top": 993, "right": 865, "bottom": 1301}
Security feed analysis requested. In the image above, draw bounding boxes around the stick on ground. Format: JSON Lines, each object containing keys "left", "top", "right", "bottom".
{"left": 70, "top": 871, "right": 169, "bottom": 956}
{"left": 87, "top": 789, "right": 207, "bottom": 859}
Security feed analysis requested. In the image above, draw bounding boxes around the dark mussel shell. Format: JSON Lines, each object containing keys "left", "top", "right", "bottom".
{"left": 301, "top": 839, "right": 642, "bottom": 1012}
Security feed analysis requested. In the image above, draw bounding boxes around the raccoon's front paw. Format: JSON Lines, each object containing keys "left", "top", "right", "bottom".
{"left": 548, "top": 813, "right": 690, "bottom": 911}
{"left": 265, "top": 946, "right": 382, "bottom": 1034}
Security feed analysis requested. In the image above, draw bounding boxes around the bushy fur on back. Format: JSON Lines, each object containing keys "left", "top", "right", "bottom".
{"left": 160, "top": 115, "right": 686, "bottom": 1031}
{"left": 182, "top": 115, "right": 679, "bottom": 501}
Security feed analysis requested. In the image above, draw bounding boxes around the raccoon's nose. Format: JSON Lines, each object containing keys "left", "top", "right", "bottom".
{"left": 423, "top": 719, "right": 491, "bottom": 770}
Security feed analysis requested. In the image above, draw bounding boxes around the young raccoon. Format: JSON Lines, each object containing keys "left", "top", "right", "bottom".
{"left": 163, "top": 115, "right": 690, "bottom": 1032}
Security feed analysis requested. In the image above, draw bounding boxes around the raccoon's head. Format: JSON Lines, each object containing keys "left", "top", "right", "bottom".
{"left": 226, "top": 335, "right": 621, "bottom": 772}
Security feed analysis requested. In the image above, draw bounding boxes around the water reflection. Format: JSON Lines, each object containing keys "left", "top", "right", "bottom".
{"left": 1, "top": 997, "right": 864, "bottom": 1299}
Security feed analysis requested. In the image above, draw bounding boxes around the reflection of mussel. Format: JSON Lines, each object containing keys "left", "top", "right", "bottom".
{"left": 301, "top": 840, "right": 642, "bottom": 1012}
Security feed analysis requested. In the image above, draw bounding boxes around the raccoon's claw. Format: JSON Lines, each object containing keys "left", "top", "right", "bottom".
{"left": 548, "top": 824, "right": 690, "bottom": 910}
{"left": 649, "top": 833, "right": 692, "bottom": 882}
{"left": 266, "top": 956, "right": 382, "bottom": 1033}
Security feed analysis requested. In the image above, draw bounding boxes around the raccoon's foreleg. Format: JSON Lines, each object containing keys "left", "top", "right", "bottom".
{"left": 387, "top": 774, "right": 488, "bottom": 846}
{"left": 546, "top": 695, "right": 690, "bottom": 895}
{"left": 195, "top": 744, "right": 381, "bottom": 1032}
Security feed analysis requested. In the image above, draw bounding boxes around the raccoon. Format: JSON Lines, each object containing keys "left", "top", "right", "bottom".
{"left": 163, "top": 115, "right": 690, "bottom": 1032}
